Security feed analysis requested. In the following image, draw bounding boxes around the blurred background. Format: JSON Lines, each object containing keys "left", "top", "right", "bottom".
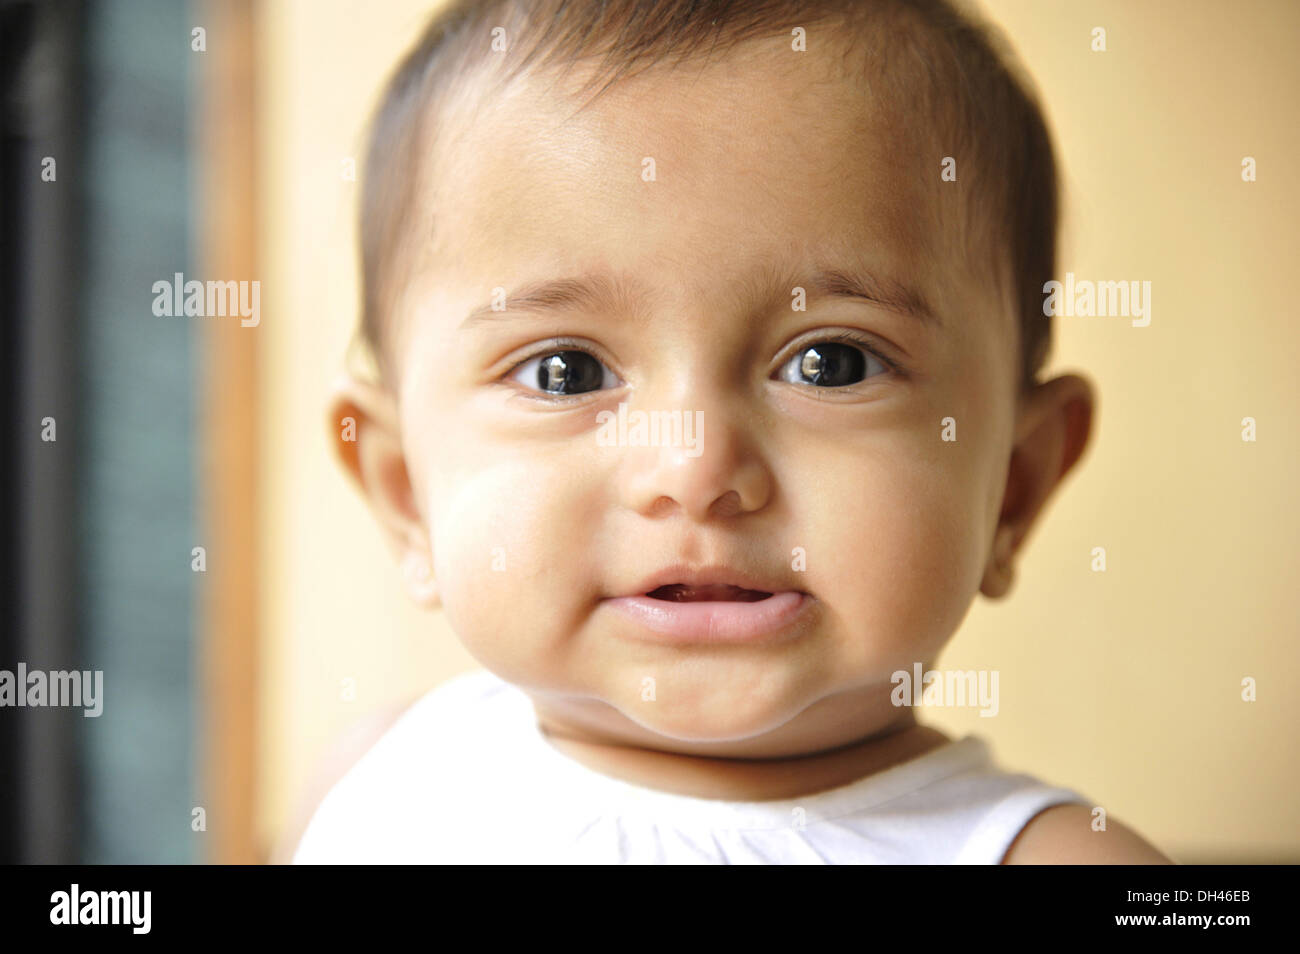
{"left": 2, "top": 0, "right": 1297, "bottom": 864}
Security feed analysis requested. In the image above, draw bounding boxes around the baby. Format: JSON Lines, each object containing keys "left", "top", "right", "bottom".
{"left": 290, "top": 0, "right": 1170, "bottom": 864}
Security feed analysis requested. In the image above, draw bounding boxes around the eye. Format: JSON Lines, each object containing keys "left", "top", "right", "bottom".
{"left": 508, "top": 348, "right": 621, "bottom": 396}
{"left": 777, "top": 339, "right": 888, "bottom": 387}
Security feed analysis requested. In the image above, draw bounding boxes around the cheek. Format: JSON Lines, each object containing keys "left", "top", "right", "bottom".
{"left": 423, "top": 452, "right": 604, "bottom": 678}
{"left": 792, "top": 428, "right": 994, "bottom": 667}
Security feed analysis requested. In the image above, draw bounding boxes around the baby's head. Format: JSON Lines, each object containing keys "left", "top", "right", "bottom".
{"left": 332, "top": 0, "right": 1094, "bottom": 755}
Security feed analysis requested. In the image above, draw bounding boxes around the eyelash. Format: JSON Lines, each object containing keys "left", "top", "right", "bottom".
{"left": 782, "top": 329, "right": 903, "bottom": 378}
{"left": 502, "top": 336, "right": 618, "bottom": 402}
{"left": 501, "top": 330, "right": 903, "bottom": 400}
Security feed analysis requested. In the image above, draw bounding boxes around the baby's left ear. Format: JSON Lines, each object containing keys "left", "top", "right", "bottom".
{"left": 980, "top": 373, "right": 1095, "bottom": 599}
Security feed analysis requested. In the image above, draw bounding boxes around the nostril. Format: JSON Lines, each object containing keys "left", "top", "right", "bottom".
{"left": 707, "top": 490, "right": 744, "bottom": 519}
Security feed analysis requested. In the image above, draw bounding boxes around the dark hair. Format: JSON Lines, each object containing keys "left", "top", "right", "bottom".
{"left": 356, "top": 0, "right": 1057, "bottom": 390}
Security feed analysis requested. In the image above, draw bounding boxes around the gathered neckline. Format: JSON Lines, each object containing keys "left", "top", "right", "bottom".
{"left": 496, "top": 677, "right": 989, "bottom": 832}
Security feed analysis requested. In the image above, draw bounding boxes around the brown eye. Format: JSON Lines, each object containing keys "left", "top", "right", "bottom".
{"left": 510, "top": 349, "right": 616, "bottom": 395}
{"left": 778, "top": 342, "right": 882, "bottom": 387}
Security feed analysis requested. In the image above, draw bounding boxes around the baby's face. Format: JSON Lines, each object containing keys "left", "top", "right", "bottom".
{"left": 390, "top": 41, "right": 1020, "bottom": 754}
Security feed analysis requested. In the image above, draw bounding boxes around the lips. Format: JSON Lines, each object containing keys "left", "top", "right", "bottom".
{"left": 605, "top": 565, "right": 813, "bottom": 644}
{"left": 628, "top": 565, "right": 795, "bottom": 601}
{"left": 645, "top": 583, "right": 773, "bottom": 603}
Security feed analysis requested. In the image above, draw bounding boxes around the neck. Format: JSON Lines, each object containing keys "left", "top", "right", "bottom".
{"left": 536, "top": 711, "right": 951, "bottom": 802}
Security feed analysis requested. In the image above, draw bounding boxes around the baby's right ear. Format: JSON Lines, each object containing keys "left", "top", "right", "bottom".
{"left": 326, "top": 375, "right": 440, "bottom": 608}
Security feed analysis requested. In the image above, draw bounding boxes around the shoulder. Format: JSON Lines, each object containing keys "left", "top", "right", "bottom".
{"left": 269, "top": 696, "right": 420, "bottom": 864}
{"left": 271, "top": 669, "right": 504, "bottom": 863}
{"left": 1001, "top": 802, "right": 1173, "bottom": 864}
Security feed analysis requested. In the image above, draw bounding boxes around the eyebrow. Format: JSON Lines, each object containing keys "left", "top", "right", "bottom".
{"left": 458, "top": 266, "right": 939, "bottom": 330}
{"left": 802, "top": 267, "right": 939, "bottom": 326}
{"left": 460, "top": 275, "right": 630, "bottom": 330}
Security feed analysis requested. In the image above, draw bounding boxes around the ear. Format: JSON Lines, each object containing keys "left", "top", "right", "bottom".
{"left": 980, "top": 373, "right": 1095, "bottom": 599}
{"left": 327, "top": 374, "right": 440, "bottom": 608}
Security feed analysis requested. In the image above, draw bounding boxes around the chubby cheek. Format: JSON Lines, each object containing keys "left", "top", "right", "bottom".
{"left": 421, "top": 447, "right": 606, "bottom": 686}
{"left": 793, "top": 428, "right": 993, "bottom": 684}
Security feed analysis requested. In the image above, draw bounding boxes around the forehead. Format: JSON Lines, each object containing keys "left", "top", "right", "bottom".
{"left": 408, "top": 35, "right": 979, "bottom": 340}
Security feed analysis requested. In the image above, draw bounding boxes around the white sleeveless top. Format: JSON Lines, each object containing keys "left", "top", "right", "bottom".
{"left": 293, "top": 669, "right": 1090, "bottom": 864}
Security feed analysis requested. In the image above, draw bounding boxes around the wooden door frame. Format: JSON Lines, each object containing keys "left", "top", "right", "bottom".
{"left": 196, "top": 0, "right": 262, "bottom": 865}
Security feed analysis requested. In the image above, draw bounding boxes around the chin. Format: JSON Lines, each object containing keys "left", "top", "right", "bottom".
{"left": 610, "top": 679, "right": 811, "bottom": 747}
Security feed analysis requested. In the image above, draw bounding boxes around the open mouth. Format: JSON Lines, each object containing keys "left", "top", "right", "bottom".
{"left": 645, "top": 583, "right": 774, "bottom": 603}
{"left": 606, "top": 571, "right": 810, "bottom": 644}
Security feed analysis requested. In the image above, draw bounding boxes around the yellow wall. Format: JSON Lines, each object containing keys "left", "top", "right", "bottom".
{"left": 256, "top": 0, "right": 1300, "bottom": 861}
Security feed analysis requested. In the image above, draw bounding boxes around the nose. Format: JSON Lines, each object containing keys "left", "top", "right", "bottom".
{"left": 619, "top": 399, "right": 775, "bottom": 522}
